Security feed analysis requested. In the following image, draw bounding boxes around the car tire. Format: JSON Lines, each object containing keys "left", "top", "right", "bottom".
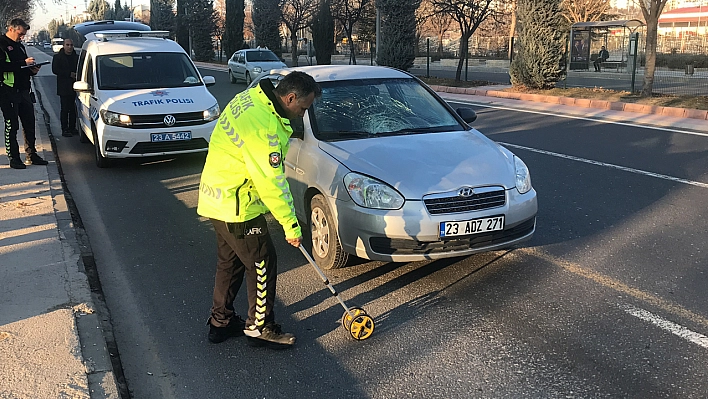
{"left": 310, "top": 194, "right": 349, "bottom": 269}
{"left": 228, "top": 69, "right": 236, "bottom": 84}
{"left": 79, "top": 124, "right": 89, "bottom": 143}
{"left": 92, "top": 123, "right": 110, "bottom": 168}
{"left": 245, "top": 71, "right": 252, "bottom": 85}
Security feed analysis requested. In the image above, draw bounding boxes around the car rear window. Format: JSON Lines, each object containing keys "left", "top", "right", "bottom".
{"left": 97, "top": 52, "right": 201, "bottom": 90}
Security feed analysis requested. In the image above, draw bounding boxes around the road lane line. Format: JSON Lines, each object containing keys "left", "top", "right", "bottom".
{"left": 446, "top": 99, "right": 708, "bottom": 137}
{"left": 622, "top": 304, "right": 708, "bottom": 349}
{"left": 499, "top": 142, "right": 708, "bottom": 189}
{"left": 519, "top": 247, "right": 708, "bottom": 331}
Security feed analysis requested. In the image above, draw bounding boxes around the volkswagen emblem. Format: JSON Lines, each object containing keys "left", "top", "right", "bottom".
{"left": 458, "top": 187, "right": 475, "bottom": 197}
{"left": 163, "top": 115, "right": 176, "bottom": 126}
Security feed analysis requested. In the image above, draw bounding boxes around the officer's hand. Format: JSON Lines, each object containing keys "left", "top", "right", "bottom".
{"left": 286, "top": 236, "right": 302, "bottom": 247}
{"left": 25, "top": 57, "right": 35, "bottom": 65}
{"left": 30, "top": 66, "right": 40, "bottom": 74}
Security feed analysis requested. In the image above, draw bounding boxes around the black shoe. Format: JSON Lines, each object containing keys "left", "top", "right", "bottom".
{"left": 25, "top": 153, "right": 49, "bottom": 166}
{"left": 207, "top": 316, "right": 246, "bottom": 344}
{"left": 62, "top": 130, "right": 73, "bottom": 137}
{"left": 9, "top": 158, "right": 26, "bottom": 169}
{"left": 246, "top": 323, "right": 296, "bottom": 349}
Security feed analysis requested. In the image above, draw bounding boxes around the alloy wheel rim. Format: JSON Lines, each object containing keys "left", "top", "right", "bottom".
{"left": 311, "top": 207, "right": 329, "bottom": 258}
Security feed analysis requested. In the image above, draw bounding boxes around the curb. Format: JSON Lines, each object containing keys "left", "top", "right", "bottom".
{"left": 35, "top": 81, "right": 125, "bottom": 399}
{"left": 428, "top": 85, "right": 708, "bottom": 121}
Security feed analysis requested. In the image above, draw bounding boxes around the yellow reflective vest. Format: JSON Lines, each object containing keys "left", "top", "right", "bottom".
{"left": 197, "top": 83, "right": 301, "bottom": 239}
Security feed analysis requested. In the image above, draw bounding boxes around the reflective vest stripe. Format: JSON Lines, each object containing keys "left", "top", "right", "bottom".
{"left": 2, "top": 50, "right": 13, "bottom": 87}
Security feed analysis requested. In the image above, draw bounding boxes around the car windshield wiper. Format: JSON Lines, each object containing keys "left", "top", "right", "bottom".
{"left": 321, "top": 131, "right": 376, "bottom": 141}
{"left": 377, "top": 127, "right": 434, "bottom": 137}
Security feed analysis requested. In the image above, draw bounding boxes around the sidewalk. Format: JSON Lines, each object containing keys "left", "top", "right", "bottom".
{"left": 0, "top": 81, "right": 120, "bottom": 396}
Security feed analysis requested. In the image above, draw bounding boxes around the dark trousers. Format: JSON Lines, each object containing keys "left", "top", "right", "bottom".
{"left": 1, "top": 88, "right": 37, "bottom": 160}
{"left": 60, "top": 94, "right": 77, "bottom": 133}
{"left": 594, "top": 58, "right": 604, "bottom": 71}
{"left": 210, "top": 215, "right": 278, "bottom": 331}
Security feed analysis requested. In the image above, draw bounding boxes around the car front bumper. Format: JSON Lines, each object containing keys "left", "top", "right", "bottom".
{"left": 334, "top": 187, "right": 538, "bottom": 263}
{"left": 98, "top": 120, "right": 217, "bottom": 158}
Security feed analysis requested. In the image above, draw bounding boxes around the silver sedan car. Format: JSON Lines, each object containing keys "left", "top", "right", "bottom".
{"left": 252, "top": 65, "right": 537, "bottom": 269}
{"left": 227, "top": 48, "right": 287, "bottom": 85}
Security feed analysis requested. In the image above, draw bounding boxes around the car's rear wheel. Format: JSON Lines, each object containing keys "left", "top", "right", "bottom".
{"left": 245, "top": 71, "right": 252, "bottom": 85}
{"left": 92, "top": 124, "right": 110, "bottom": 168}
{"left": 310, "top": 194, "right": 349, "bottom": 269}
{"left": 228, "top": 69, "right": 236, "bottom": 84}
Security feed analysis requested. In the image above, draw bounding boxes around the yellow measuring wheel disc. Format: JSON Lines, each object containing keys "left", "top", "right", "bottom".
{"left": 348, "top": 314, "right": 374, "bottom": 340}
{"left": 342, "top": 307, "right": 367, "bottom": 330}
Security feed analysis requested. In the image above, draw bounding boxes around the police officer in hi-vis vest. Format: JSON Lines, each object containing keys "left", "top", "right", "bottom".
{"left": 197, "top": 71, "right": 320, "bottom": 349}
{"left": 1, "top": 18, "right": 48, "bottom": 169}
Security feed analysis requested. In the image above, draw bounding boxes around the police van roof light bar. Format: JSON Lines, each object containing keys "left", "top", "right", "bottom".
{"left": 93, "top": 31, "right": 170, "bottom": 41}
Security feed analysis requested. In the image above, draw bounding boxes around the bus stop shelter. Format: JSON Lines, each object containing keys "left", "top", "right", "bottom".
{"left": 569, "top": 19, "right": 645, "bottom": 71}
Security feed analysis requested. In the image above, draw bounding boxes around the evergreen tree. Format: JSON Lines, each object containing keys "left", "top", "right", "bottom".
{"left": 311, "top": 0, "right": 335, "bottom": 65}
{"left": 189, "top": 0, "right": 219, "bottom": 61}
{"left": 252, "top": 0, "right": 282, "bottom": 56}
{"left": 509, "top": 0, "right": 565, "bottom": 89}
{"left": 149, "top": 0, "right": 176, "bottom": 32}
{"left": 223, "top": 0, "right": 245, "bottom": 57}
{"left": 376, "top": 0, "right": 420, "bottom": 71}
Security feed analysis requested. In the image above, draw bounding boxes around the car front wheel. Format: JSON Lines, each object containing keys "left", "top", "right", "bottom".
{"left": 92, "top": 124, "right": 110, "bottom": 168}
{"left": 310, "top": 194, "right": 349, "bottom": 269}
{"left": 245, "top": 71, "right": 252, "bottom": 85}
{"left": 228, "top": 69, "right": 236, "bottom": 84}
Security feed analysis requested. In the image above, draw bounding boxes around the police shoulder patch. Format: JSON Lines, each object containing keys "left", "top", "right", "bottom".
{"left": 269, "top": 152, "right": 281, "bottom": 168}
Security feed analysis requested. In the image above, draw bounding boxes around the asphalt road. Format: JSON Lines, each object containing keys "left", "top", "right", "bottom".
{"left": 31, "top": 47, "right": 708, "bottom": 398}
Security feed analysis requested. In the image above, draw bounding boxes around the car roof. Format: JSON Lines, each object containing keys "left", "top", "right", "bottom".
{"left": 270, "top": 65, "right": 413, "bottom": 83}
{"left": 87, "top": 36, "right": 184, "bottom": 55}
{"left": 73, "top": 20, "right": 150, "bottom": 35}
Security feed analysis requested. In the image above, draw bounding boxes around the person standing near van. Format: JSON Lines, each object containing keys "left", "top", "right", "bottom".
{"left": 52, "top": 38, "right": 79, "bottom": 137}
{"left": 1, "top": 18, "right": 48, "bottom": 169}
{"left": 197, "top": 71, "right": 320, "bottom": 349}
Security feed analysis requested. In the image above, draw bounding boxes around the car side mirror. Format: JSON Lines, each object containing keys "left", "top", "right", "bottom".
{"left": 456, "top": 107, "right": 477, "bottom": 124}
{"left": 73, "top": 81, "right": 90, "bottom": 92}
{"left": 290, "top": 117, "right": 304, "bottom": 139}
{"left": 203, "top": 76, "right": 216, "bottom": 87}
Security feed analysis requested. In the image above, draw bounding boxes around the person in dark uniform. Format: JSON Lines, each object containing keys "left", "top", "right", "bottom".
{"left": 594, "top": 46, "right": 610, "bottom": 72}
{"left": 52, "top": 38, "right": 79, "bottom": 137}
{"left": 0, "top": 18, "right": 48, "bottom": 169}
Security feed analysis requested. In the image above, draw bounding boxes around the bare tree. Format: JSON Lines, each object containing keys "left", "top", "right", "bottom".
{"left": 431, "top": 0, "right": 502, "bottom": 81}
{"left": 637, "top": 0, "right": 668, "bottom": 97}
{"left": 281, "top": 0, "right": 317, "bottom": 66}
{"left": 560, "top": 0, "right": 611, "bottom": 24}
{"left": 331, "top": 0, "right": 371, "bottom": 65}
{"left": 1, "top": 0, "right": 35, "bottom": 29}
{"left": 424, "top": 2, "right": 454, "bottom": 56}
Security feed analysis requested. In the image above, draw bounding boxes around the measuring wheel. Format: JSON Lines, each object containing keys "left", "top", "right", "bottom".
{"left": 342, "top": 307, "right": 375, "bottom": 340}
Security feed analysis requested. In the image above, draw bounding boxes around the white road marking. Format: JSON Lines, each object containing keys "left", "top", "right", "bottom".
{"left": 622, "top": 304, "right": 708, "bottom": 349}
{"left": 446, "top": 99, "right": 708, "bottom": 137}
{"left": 498, "top": 142, "right": 708, "bottom": 189}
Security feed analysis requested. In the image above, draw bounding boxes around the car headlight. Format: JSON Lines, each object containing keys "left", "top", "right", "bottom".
{"left": 253, "top": 66, "right": 262, "bottom": 73}
{"left": 203, "top": 103, "right": 220, "bottom": 121}
{"left": 344, "top": 172, "right": 404, "bottom": 210}
{"left": 514, "top": 156, "right": 532, "bottom": 194}
{"left": 100, "top": 110, "right": 131, "bottom": 126}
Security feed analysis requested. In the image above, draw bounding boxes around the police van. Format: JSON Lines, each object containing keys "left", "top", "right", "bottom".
{"left": 73, "top": 30, "right": 220, "bottom": 167}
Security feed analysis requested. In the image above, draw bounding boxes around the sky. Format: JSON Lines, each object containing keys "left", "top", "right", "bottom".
{"left": 30, "top": 0, "right": 149, "bottom": 32}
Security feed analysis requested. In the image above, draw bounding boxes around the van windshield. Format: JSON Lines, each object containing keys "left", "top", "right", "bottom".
{"left": 96, "top": 52, "right": 202, "bottom": 90}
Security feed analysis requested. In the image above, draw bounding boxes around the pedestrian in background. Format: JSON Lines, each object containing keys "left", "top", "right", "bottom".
{"left": 0, "top": 18, "right": 48, "bottom": 169}
{"left": 197, "top": 71, "right": 320, "bottom": 349}
{"left": 52, "top": 38, "right": 79, "bottom": 137}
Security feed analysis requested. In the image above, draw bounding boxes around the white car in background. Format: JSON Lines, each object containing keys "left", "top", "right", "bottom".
{"left": 227, "top": 48, "right": 287, "bottom": 85}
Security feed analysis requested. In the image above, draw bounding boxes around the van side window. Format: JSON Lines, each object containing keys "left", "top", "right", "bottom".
{"left": 86, "top": 58, "right": 94, "bottom": 89}
{"left": 76, "top": 50, "right": 87, "bottom": 81}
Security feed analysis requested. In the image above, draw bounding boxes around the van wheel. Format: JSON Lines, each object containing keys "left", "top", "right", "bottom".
{"left": 228, "top": 69, "right": 236, "bottom": 84}
{"left": 245, "top": 71, "right": 252, "bottom": 85}
{"left": 79, "top": 124, "right": 89, "bottom": 143}
{"left": 310, "top": 194, "right": 349, "bottom": 269}
{"left": 92, "top": 124, "right": 110, "bottom": 168}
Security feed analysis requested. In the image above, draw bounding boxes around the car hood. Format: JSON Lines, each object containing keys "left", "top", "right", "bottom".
{"left": 98, "top": 87, "right": 215, "bottom": 114}
{"left": 249, "top": 61, "right": 288, "bottom": 70}
{"left": 317, "top": 130, "right": 517, "bottom": 198}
